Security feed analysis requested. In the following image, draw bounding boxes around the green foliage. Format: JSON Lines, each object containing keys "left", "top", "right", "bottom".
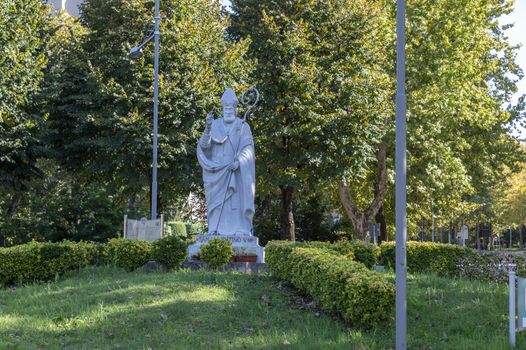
{"left": 230, "top": 0, "right": 392, "bottom": 237}
{"left": 266, "top": 244, "right": 394, "bottom": 327}
{"left": 264, "top": 241, "right": 330, "bottom": 279}
{"left": 230, "top": 0, "right": 391, "bottom": 185}
{"left": 0, "top": 0, "right": 53, "bottom": 192}
{"left": 294, "top": 191, "right": 336, "bottom": 242}
{"left": 333, "top": 240, "right": 379, "bottom": 269}
{"left": 44, "top": 0, "right": 253, "bottom": 211}
{"left": 0, "top": 161, "right": 123, "bottom": 246}
{"left": 492, "top": 161, "right": 526, "bottom": 228}
{"left": 151, "top": 235, "right": 188, "bottom": 270}
{"left": 165, "top": 221, "right": 204, "bottom": 241}
{"left": 92, "top": 242, "right": 110, "bottom": 266}
{"left": 265, "top": 239, "right": 383, "bottom": 272}
{"left": 401, "top": 0, "right": 525, "bottom": 232}
{"left": 107, "top": 239, "right": 152, "bottom": 272}
{"left": 0, "top": 241, "right": 96, "bottom": 286}
{"left": 0, "top": 267, "right": 519, "bottom": 349}
{"left": 199, "top": 238, "right": 234, "bottom": 270}
{"left": 165, "top": 221, "right": 187, "bottom": 238}
{"left": 378, "top": 241, "right": 472, "bottom": 276}
{"left": 185, "top": 223, "right": 205, "bottom": 237}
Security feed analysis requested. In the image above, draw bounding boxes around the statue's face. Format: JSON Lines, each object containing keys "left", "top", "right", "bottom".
{"left": 223, "top": 105, "right": 236, "bottom": 124}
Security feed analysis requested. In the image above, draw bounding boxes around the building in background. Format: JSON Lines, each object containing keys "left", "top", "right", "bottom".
{"left": 47, "top": 0, "right": 83, "bottom": 17}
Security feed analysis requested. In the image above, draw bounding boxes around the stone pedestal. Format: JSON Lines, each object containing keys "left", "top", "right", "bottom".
{"left": 188, "top": 234, "right": 265, "bottom": 263}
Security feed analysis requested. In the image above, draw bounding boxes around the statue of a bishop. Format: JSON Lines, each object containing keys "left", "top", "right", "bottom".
{"left": 197, "top": 88, "right": 255, "bottom": 235}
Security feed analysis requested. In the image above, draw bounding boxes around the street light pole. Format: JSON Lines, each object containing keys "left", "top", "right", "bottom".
{"left": 395, "top": 0, "right": 407, "bottom": 349}
{"left": 129, "top": 2, "right": 161, "bottom": 220}
{"left": 151, "top": 0, "right": 160, "bottom": 220}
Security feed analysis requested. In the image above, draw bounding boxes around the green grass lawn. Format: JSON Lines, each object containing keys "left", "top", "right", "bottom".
{"left": 0, "top": 267, "right": 524, "bottom": 350}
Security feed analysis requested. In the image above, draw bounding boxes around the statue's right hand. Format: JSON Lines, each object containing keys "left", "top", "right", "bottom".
{"left": 206, "top": 112, "right": 214, "bottom": 129}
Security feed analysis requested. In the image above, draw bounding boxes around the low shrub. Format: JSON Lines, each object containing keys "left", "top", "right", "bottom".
{"left": 266, "top": 244, "right": 395, "bottom": 327}
{"left": 185, "top": 223, "right": 205, "bottom": 236}
{"left": 151, "top": 235, "right": 188, "bottom": 270}
{"left": 199, "top": 238, "right": 234, "bottom": 269}
{"left": 0, "top": 241, "right": 96, "bottom": 286}
{"left": 107, "top": 238, "right": 152, "bottom": 271}
{"left": 378, "top": 241, "right": 473, "bottom": 276}
{"left": 165, "top": 221, "right": 187, "bottom": 238}
{"left": 456, "top": 252, "right": 526, "bottom": 283}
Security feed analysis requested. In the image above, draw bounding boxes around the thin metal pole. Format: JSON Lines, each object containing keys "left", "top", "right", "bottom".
{"left": 151, "top": 0, "right": 160, "bottom": 220}
{"left": 510, "top": 270, "right": 516, "bottom": 348}
{"left": 395, "top": 0, "right": 407, "bottom": 348}
{"left": 510, "top": 226, "right": 513, "bottom": 248}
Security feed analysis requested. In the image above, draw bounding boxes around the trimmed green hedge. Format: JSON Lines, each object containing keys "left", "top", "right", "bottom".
{"left": 1, "top": 237, "right": 192, "bottom": 287}
{"left": 165, "top": 221, "right": 187, "bottom": 238}
{"left": 263, "top": 241, "right": 331, "bottom": 279}
{"left": 0, "top": 241, "right": 98, "bottom": 286}
{"left": 331, "top": 240, "right": 379, "bottom": 268}
{"left": 107, "top": 238, "right": 153, "bottom": 272}
{"left": 266, "top": 241, "right": 394, "bottom": 327}
{"left": 151, "top": 235, "right": 187, "bottom": 270}
{"left": 262, "top": 240, "right": 380, "bottom": 270}
{"left": 200, "top": 238, "right": 234, "bottom": 269}
{"left": 378, "top": 241, "right": 473, "bottom": 275}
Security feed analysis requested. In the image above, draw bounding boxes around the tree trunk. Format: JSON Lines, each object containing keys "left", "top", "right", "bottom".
{"left": 280, "top": 185, "right": 295, "bottom": 241}
{"left": 489, "top": 223, "right": 493, "bottom": 250}
{"left": 375, "top": 204, "right": 387, "bottom": 243}
{"left": 127, "top": 194, "right": 137, "bottom": 210}
{"left": 338, "top": 143, "right": 387, "bottom": 241}
{"left": 6, "top": 192, "right": 21, "bottom": 219}
{"left": 520, "top": 224, "right": 524, "bottom": 249}
{"left": 2, "top": 192, "right": 22, "bottom": 247}
{"left": 476, "top": 222, "right": 480, "bottom": 251}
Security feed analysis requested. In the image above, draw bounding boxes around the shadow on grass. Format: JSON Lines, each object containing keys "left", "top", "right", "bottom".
{"left": 0, "top": 267, "right": 363, "bottom": 350}
{"left": 2, "top": 268, "right": 521, "bottom": 350}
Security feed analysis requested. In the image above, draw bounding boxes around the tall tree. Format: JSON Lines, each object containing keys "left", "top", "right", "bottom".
{"left": 493, "top": 146, "right": 526, "bottom": 228}
{"left": 230, "top": 0, "right": 392, "bottom": 240}
{"left": 0, "top": 1, "right": 52, "bottom": 205}
{"left": 46, "top": 0, "right": 253, "bottom": 215}
{"left": 0, "top": 1, "right": 54, "bottom": 245}
{"left": 341, "top": 0, "right": 525, "bottom": 240}
{"left": 402, "top": 0, "right": 524, "bottom": 235}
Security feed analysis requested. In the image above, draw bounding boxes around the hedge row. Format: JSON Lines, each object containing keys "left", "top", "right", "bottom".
{"left": 266, "top": 241, "right": 394, "bottom": 327}
{"left": 164, "top": 221, "right": 204, "bottom": 239}
{"left": 377, "top": 241, "right": 475, "bottom": 276}
{"left": 376, "top": 241, "right": 526, "bottom": 284}
{"left": 0, "top": 241, "right": 100, "bottom": 286}
{"left": 0, "top": 236, "right": 188, "bottom": 287}
{"left": 263, "top": 239, "right": 379, "bottom": 274}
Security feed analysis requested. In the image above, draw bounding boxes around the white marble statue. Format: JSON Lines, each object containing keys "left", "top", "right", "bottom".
{"left": 197, "top": 88, "right": 255, "bottom": 235}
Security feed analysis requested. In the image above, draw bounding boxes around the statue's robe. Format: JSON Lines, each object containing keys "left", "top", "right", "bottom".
{"left": 197, "top": 117, "right": 255, "bottom": 235}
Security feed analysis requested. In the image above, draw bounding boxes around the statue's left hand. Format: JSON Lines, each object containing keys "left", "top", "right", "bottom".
{"left": 228, "top": 160, "right": 240, "bottom": 171}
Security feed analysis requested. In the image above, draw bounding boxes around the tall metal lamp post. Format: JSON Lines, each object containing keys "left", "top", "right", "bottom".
{"left": 129, "top": 0, "right": 160, "bottom": 220}
{"left": 395, "top": 0, "right": 407, "bottom": 348}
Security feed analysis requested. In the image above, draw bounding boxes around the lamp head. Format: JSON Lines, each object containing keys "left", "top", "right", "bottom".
{"left": 129, "top": 47, "right": 143, "bottom": 60}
